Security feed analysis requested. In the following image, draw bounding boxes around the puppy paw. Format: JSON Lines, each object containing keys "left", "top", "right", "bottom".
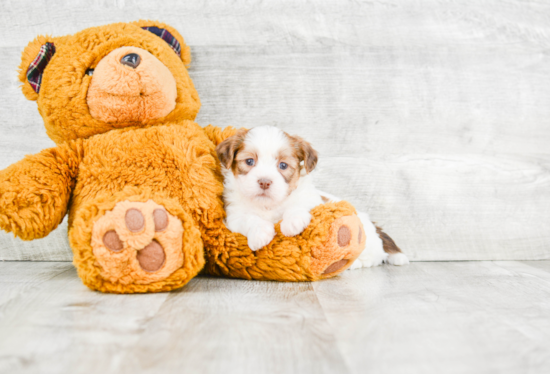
{"left": 247, "top": 221, "right": 276, "bottom": 251}
{"left": 387, "top": 252, "right": 409, "bottom": 266}
{"left": 281, "top": 211, "right": 312, "bottom": 237}
{"left": 347, "top": 259, "right": 365, "bottom": 270}
{"left": 348, "top": 256, "right": 384, "bottom": 270}
{"left": 347, "top": 242, "right": 387, "bottom": 270}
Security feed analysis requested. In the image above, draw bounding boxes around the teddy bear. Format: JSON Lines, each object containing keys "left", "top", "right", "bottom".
{"left": 0, "top": 21, "right": 367, "bottom": 293}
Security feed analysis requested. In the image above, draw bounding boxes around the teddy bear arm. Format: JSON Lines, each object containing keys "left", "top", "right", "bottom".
{"left": 203, "top": 201, "right": 366, "bottom": 281}
{"left": 0, "top": 140, "right": 84, "bottom": 240}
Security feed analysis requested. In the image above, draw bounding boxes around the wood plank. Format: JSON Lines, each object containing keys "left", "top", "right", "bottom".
{"left": 314, "top": 261, "right": 550, "bottom": 374}
{"left": 0, "top": 263, "right": 350, "bottom": 374}
{"left": 0, "top": 262, "right": 71, "bottom": 284}
{"left": 118, "top": 277, "right": 350, "bottom": 374}
{"left": 1, "top": 0, "right": 550, "bottom": 261}
{"left": 0, "top": 217, "right": 72, "bottom": 262}
{"left": 0, "top": 261, "right": 73, "bottom": 307}
{"left": 0, "top": 263, "right": 170, "bottom": 374}
{"left": 520, "top": 260, "right": 550, "bottom": 273}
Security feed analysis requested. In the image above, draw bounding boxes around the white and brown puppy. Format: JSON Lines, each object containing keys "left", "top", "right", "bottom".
{"left": 216, "top": 126, "right": 321, "bottom": 251}
{"left": 216, "top": 126, "right": 409, "bottom": 268}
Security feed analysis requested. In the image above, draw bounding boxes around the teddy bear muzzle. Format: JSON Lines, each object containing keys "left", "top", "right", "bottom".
{"left": 87, "top": 46, "right": 177, "bottom": 124}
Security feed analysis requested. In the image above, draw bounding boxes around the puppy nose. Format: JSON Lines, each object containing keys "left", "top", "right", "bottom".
{"left": 120, "top": 53, "right": 141, "bottom": 68}
{"left": 258, "top": 179, "right": 272, "bottom": 190}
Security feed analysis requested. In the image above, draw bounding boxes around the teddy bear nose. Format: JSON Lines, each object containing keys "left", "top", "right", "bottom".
{"left": 258, "top": 179, "right": 272, "bottom": 190}
{"left": 120, "top": 53, "right": 141, "bottom": 68}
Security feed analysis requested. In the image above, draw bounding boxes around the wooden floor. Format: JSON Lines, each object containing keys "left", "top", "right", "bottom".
{"left": 0, "top": 261, "right": 548, "bottom": 374}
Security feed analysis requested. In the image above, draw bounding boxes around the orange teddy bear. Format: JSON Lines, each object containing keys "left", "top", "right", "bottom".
{"left": 0, "top": 21, "right": 366, "bottom": 293}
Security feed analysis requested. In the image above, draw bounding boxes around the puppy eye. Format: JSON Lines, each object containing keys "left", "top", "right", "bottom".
{"left": 246, "top": 158, "right": 255, "bottom": 166}
{"left": 85, "top": 68, "right": 94, "bottom": 76}
{"left": 279, "top": 162, "right": 288, "bottom": 170}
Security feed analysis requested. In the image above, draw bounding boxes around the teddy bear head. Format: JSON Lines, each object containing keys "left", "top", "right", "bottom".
{"left": 18, "top": 21, "right": 201, "bottom": 144}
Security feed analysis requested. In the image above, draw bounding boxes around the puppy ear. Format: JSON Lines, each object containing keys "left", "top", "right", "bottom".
{"left": 216, "top": 129, "right": 249, "bottom": 169}
{"left": 290, "top": 135, "right": 318, "bottom": 173}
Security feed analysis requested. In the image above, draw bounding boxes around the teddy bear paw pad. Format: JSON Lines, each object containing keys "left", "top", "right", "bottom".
{"left": 91, "top": 200, "right": 185, "bottom": 285}
{"left": 310, "top": 215, "right": 366, "bottom": 279}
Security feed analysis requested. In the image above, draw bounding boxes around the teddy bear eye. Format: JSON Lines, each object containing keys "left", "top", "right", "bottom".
{"left": 85, "top": 68, "right": 94, "bottom": 76}
{"left": 279, "top": 162, "right": 288, "bottom": 170}
{"left": 245, "top": 159, "right": 255, "bottom": 166}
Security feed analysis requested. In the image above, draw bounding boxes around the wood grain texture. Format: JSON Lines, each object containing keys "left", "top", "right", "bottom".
{"left": 0, "top": 262, "right": 171, "bottom": 374}
{"left": 118, "top": 279, "right": 349, "bottom": 374}
{"left": 1, "top": 0, "right": 549, "bottom": 261}
{"left": 314, "top": 261, "right": 550, "bottom": 374}
{"left": 1, "top": 261, "right": 550, "bottom": 373}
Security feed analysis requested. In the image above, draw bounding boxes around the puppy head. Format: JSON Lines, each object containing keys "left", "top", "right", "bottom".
{"left": 216, "top": 126, "right": 318, "bottom": 207}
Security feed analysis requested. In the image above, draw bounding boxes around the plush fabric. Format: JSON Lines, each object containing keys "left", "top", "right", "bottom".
{"left": 0, "top": 21, "right": 366, "bottom": 293}
{"left": 87, "top": 46, "right": 178, "bottom": 123}
{"left": 141, "top": 26, "right": 181, "bottom": 57}
{"left": 16, "top": 21, "right": 199, "bottom": 144}
{"left": 26, "top": 42, "right": 56, "bottom": 93}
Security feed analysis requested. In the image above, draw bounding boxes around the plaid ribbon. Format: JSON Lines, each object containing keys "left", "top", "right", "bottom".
{"left": 142, "top": 26, "right": 181, "bottom": 57}
{"left": 26, "top": 42, "right": 56, "bottom": 94}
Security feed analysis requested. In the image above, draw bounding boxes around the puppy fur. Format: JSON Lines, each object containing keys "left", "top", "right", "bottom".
{"left": 216, "top": 126, "right": 409, "bottom": 268}
{"left": 217, "top": 126, "right": 322, "bottom": 251}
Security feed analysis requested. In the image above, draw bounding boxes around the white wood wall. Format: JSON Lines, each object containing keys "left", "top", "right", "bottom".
{"left": 1, "top": 0, "right": 549, "bottom": 261}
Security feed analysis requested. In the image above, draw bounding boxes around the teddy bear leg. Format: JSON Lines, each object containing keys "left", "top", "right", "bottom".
{"left": 91, "top": 200, "right": 186, "bottom": 282}
{"left": 208, "top": 201, "right": 366, "bottom": 282}
{"left": 70, "top": 190, "right": 204, "bottom": 293}
{"left": 309, "top": 214, "right": 366, "bottom": 279}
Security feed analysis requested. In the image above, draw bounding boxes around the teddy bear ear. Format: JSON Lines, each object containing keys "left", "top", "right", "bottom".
{"left": 132, "top": 20, "right": 192, "bottom": 67}
{"left": 17, "top": 36, "right": 58, "bottom": 101}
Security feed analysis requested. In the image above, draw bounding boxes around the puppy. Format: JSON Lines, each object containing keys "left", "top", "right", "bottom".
{"left": 216, "top": 126, "right": 322, "bottom": 251}
{"left": 216, "top": 126, "right": 409, "bottom": 268}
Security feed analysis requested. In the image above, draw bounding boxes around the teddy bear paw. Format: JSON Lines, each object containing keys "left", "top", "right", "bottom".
{"left": 311, "top": 214, "right": 366, "bottom": 279}
{"left": 91, "top": 200, "right": 185, "bottom": 285}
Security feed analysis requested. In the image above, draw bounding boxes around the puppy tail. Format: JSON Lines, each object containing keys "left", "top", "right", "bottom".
{"left": 318, "top": 190, "right": 409, "bottom": 266}
{"left": 375, "top": 226, "right": 401, "bottom": 254}
{"left": 375, "top": 225, "right": 410, "bottom": 266}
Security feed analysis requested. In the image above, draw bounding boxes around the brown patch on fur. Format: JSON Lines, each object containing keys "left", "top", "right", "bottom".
{"left": 234, "top": 150, "right": 257, "bottom": 176}
{"left": 375, "top": 225, "right": 402, "bottom": 254}
{"left": 286, "top": 134, "right": 318, "bottom": 173}
{"left": 276, "top": 146, "right": 301, "bottom": 193}
{"left": 285, "top": 170, "right": 300, "bottom": 192}
{"left": 216, "top": 129, "right": 318, "bottom": 194}
{"left": 215, "top": 129, "right": 250, "bottom": 173}
{"left": 276, "top": 132, "right": 319, "bottom": 194}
